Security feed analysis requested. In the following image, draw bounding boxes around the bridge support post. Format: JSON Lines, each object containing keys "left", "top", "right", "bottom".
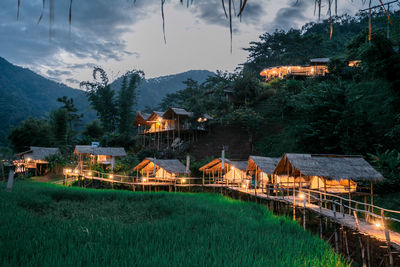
{"left": 381, "top": 210, "right": 393, "bottom": 267}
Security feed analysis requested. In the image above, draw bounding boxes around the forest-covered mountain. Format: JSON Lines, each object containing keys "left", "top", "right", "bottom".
{"left": 0, "top": 57, "right": 95, "bottom": 146}
{"left": 0, "top": 57, "right": 214, "bottom": 145}
{"left": 111, "top": 70, "right": 214, "bottom": 110}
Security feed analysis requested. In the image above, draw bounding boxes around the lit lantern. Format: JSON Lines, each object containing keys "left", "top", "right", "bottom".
{"left": 109, "top": 174, "right": 114, "bottom": 179}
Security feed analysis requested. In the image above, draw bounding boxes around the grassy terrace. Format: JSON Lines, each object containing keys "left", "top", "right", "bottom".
{"left": 0, "top": 182, "right": 346, "bottom": 266}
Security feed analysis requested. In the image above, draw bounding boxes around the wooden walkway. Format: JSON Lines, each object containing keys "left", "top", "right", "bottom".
{"left": 229, "top": 186, "right": 400, "bottom": 251}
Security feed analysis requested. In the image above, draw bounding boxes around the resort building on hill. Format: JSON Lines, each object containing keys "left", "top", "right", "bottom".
{"left": 74, "top": 145, "right": 127, "bottom": 171}
{"left": 14, "top": 146, "right": 60, "bottom": 175}
{"left": 260, "top": 58, "right": 330, "bottom": 81}
{"left": 133, "top": 107, "right": 212, "bottom": 150}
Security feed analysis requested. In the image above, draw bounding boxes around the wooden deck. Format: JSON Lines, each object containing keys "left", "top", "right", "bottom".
{"left": 229, "top": 186, "right": 400, "bottom": 251}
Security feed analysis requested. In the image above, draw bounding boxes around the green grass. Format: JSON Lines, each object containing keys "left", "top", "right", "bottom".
{"left": 0, "top": 182, "right": 347, "bottom": 266}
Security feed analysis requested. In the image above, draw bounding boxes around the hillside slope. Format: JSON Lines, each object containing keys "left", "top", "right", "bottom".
{"left": 0, "top": 57, "right": 95, "bottom": 146}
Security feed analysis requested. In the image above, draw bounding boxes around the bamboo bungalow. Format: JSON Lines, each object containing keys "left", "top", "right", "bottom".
{"left": 247, "top": 156, "right": 280, "bottom": 189}
{"left": 133, "top": 107, "right": 211, "bottom": 150}
{"left": 273, "top": 153, "right": 384, "bottom": 194}
{"left": 133, "top": 158, "right": 188, "bottom": 182}
{"left": 74, "top": 145, "right": 127, "bottom": 171}
{"left": 133, "top": 112, "right": 151, "bottom": 133}
{"left": 199, "top": 158, "right": 247, "bottom": 184}
{"left": 14, "top": 146, "right": 60, "bottom": 175}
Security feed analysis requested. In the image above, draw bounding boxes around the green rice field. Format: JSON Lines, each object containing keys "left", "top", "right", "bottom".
{"left": 0, "top": 182, "right": 347, "bottom": 266}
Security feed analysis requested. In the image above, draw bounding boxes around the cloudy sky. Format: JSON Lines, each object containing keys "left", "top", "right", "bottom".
{"left": 0, "top": 0, "right": 378, "bottom": 88}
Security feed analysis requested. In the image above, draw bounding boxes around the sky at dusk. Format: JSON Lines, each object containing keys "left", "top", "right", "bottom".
{"left": 0, "top": 0, "right": 381, "bottom": 88}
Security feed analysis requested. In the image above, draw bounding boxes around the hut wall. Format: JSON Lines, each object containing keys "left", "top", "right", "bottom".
{"left": 97, "top": 155, "right": 112, "bottom": 163}
{"left": 224, "top": 168, "right": 246, "bottom": 182}
{"left": 275, "top": 175, "right": 308, "bottom": 188}
{"left": 155, "top": 168, "right": 176, "bottom": 179}
{"left": 259, "top": 172, "right": 269, "bottom": 183}
{"left": 310, "top": 176, "right": 357, "bottom": 193}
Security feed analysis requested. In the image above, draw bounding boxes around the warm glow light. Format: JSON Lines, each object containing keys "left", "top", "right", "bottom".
{"left": 88, "top": 171, "right": 92, "bottom": 176}
{"left": 375, "top": 222, "right": 382, "bottom": 228}
{"left": 143, "top": 178, "right": 147, "bottom": 182}
{"left": 231, "top": 166, "right": 234, "bottom": 170}
{"left": 242, "top": 184, "right": 246, "bottom": 188}
{"left": 182, "top": 178, "right": 186, "bottom": 183}
{"left": 299, "top": 193, "right": 305, "bottom": 199}
{"left": 74, "top": 169, "right": 78, "bottom": 174}
{"left": 109, "top": 175, "right": 113, "bottom": 179}
{"left": 26, "top": 157, "right": 31, "bottom": 162}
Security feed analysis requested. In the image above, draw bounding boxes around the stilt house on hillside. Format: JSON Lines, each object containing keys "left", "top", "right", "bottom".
{"left": 133, "top": 107, "right": 212, "bottom": 150}
{"left": 74, "top": 145, "right": 127, "bottom": 171}
{"left": 133, "top": 158, "right": 188, "bottom": 181}
{"left": 247, "top": 156, "right": 280, "bottom": 189}
{"left": 14, "top": 147, "right": 60, "bottom": 175}
{"left": 199, "top": 158, "right": 247, "bottom": 184}
{"left": 273, "top": 153, "right": 383, "bottom": 194}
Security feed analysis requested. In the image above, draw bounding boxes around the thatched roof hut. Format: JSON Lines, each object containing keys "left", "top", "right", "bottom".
{"left": 17, "top": 147, "right": 60, "bottom": 162}
{"left": 247, "top": 156, "right": 280, "bottom": 186}
{"left": 74, "top": 146, "right": 126, "bottom": 157}
{"left": 199, "top": 158, "right": 246, "bottom": 172}
{"left": 15, "top": 147, "right": 60, "bottom": 174}
{"left": 274, "top": 153, "right": 383, "bottom": 181}
{"left": 133, "top": 158, "right": 188, "bottom": 179}
{"left": 199, "top": 158, "right": 247, "bottom": 183}
{"left": 247, "top": 156, "right": 280, "bottom": 174}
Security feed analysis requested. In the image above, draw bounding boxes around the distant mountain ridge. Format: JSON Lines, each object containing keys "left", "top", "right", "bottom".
{"left": 111, "top": 70, "right": 215, "bottom": 110}
{"left": 0, "top": 56, "right": 214, "bottom": 145}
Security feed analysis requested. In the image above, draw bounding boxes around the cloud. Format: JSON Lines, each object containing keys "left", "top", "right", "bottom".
{"left": 0, "top": 0, "right": 152, "bottom": 79}
{"left": 265, "top": 1, "right": 313, "bottom": 32}
{"left": 66, "top": 78, "right": 80, "bottom": 84}
{"left": 47, "top": 69, "right": 72, "bottom": 77}
{"left": 189, "top": 1, "right": 266, "bottom": 28}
